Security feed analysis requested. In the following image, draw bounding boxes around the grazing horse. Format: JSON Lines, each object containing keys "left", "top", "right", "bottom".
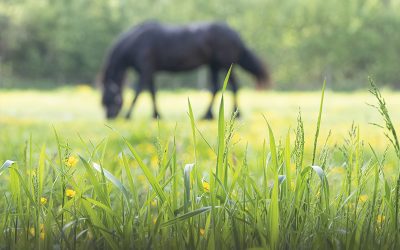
{"left": 100, "top": 21, "right": 270, "bottom": 119}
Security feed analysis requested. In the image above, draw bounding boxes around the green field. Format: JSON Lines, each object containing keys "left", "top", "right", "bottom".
{"left": 1, "top": 85, "right": 400, "bottom": 249}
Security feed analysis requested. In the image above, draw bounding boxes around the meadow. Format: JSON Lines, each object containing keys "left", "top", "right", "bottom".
{"left": 1, "top": 81, "right": 400, "bottom": 249}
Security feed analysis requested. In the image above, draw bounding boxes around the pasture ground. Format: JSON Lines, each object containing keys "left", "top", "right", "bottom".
{"left": 1, "top": 86, "right": 399, "bottom": 154}
{"left": 1, "top": 86, "right": 400, "bottom": 249}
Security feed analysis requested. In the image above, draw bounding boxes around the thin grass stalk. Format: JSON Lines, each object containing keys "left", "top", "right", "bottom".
{"left": 369, "top": 77, "right": 400, "bottom": 244}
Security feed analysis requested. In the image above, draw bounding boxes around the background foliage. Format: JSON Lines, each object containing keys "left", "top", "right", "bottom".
{"left": 1, "top": 0, "right": 400, "bottom": 90}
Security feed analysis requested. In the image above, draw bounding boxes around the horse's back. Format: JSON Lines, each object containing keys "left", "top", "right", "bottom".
{"left": 112, "top": 21, "right": 247, "bottom": 71}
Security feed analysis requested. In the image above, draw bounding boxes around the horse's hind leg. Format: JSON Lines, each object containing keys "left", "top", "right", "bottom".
{"left": 202, "top": 67, "right": 219, "bottom": 120}
{"left": 229, "top": 72, "right": 241, "bottom": 118}
{"left": 125, "top": 82, "right": 143, "bottom": 119}
{"left": 149, "top": 81, "right": 160, "bottom": 119}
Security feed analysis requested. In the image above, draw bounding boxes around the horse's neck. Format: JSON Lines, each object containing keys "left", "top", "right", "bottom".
{"left": 104, "top": 65, "right": 126, "bottom": 90}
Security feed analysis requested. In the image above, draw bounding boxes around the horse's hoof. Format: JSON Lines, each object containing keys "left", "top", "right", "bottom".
{"left": 202, "top": 112, "right": 214, "bottom": 120}
{"left": 234, "top": 110, "right": 241, "bottom": 119}
{"left": 153, "top": 113, "right": 161, "bottom": 119}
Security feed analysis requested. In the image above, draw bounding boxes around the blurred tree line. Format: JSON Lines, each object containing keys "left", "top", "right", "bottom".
{"left": 0, "top": 0, "right": 400, "bottom": 90}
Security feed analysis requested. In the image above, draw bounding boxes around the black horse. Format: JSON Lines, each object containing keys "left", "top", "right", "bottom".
{"left": 100, "top": 21, "right": 270, "bottom": 119}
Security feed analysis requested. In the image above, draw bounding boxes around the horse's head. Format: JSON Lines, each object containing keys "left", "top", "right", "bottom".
{"left": 102, "top": 82, "right": 123, "bottom": 119}
{"left": 255, "top": 64, "right": 272, "bottom": 90}
{"left": 238, "top": 48, "right": 272, "bottom": 90}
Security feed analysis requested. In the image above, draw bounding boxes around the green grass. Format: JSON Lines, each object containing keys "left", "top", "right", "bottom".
{"left": 1, "top": 82, "right": 400, "bottom": 249}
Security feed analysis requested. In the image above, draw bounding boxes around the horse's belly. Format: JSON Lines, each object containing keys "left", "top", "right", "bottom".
{"left": 157, "top": 51, "right": 208, "bottom": 72}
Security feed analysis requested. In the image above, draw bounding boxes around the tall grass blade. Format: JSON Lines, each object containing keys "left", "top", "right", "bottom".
{"left": 123, "top": 138, "right": 173, "bottom": 216}
{"left": 265, "top": 120, "right": 279, "bottom": 250}
{"left": 312, "top": 79, "right": 326, "bottom": 165}
{"left": 92, "top": 162, "right": 131, "bottom": 202}
{"left": 161, "top": 206, "right": 215, "bottom": 228}
{"left": 184, "top": 163, "right": 194, "bottom": 213}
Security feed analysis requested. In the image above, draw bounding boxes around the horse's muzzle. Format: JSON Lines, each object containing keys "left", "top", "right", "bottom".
{"left": 256, "top": 80, "right": 271, "bottom": 90}
{"left": 106, "top": 107, "right": 120, "bottom": 119}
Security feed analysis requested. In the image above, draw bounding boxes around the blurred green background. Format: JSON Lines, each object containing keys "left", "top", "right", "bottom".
{"left": 1, "top": 0, "right": 400, "bottom": 90}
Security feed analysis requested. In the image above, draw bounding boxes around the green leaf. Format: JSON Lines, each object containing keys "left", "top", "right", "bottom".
{"left": 0, "top": 160, "right": 14, "bottom": 176}
{"left": 161, "top": 206, "right": 215, "bottom": 228}
{"left": 123, "top": 137, "right": 173, "bottom": 216}
{"left": 221, "top": 64, "right": 233, "bottom": 93}
{"left": 183, "top": 163, "right": 194, "bottom": 213}
{"left": 312, "top": 80, "right": 326, "bottom": 165}
{"left": 92, "top": 162, "right": 131, "bottom": 202}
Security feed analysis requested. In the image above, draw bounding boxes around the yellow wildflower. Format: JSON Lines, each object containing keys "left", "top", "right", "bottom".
{"left": 150, "top": 156, "right": 158, "bottom": 169}
{"left": 65, "top": 188, "right": 76, "bottom": 198}
{"left": 202, "top": 179, "right": 210, "bottom": 192}
{"left": 200, "top": 228, "right": 205, "bottom": 236}
{"left": 151, "top": 199, "right": 158, "bottom": 207}
{"left": 359, "top": 195, "right": 368, "bottom": 203}
{"left": 40, "top": 197, "right": 47, "bottom": 205}
{"left": 377, "top": 215, "right": 385, "bottom": 224}
{"left": 29, "top": 224, "right": 45, "bottom": 238}
{"left": 65, "top": 156, "right": 79, "bottom": 167}
{"left": 29, "top": 227, "right": 35, "bottom": 236}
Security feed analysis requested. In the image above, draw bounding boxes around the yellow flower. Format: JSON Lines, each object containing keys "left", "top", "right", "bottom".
{"left": 29, "top": 224, "right": 45, "bottom": 238}
{"left": 65, "top": 188, "right": 76, "bottom": 198}
{"left": 29, "top": 227, "right": 35, "bottom": 236}
{"left": 40, "top": 197, "right": 47, "bottom": 205}
{"left": 377, "top": 215, "right": 385, "bottom": 224}
{"left": 202, "top": 179, "right": 210, "bottom": 192}
{"left": 200, "top": 228, "right": 205, "bottom": 236}
{"left": 151, "top": 199, "right": 158, "bottom": 207}
{"left": 150, "top": 156, "right": 158, "bottom": 169}
{"left": 359, "top": 195, "right": 368, "bottom": 203}
{"left": 65, "top": 156, "right": 79, "bottom": 167}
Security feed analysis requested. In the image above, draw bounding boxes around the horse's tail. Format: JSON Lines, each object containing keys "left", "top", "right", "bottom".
{"left": 238, "top": 48, "right": 271, "bottom": 87}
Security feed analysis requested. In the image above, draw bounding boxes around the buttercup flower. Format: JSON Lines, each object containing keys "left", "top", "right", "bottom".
{"left": 40, "top": 197, "right": 47, "bottom": 205}
{"left": 29, "top": 227, "right": 35, "bottom": 236}
{"left": 29, "top": 224, "right": 45, "bottom": 238}
{"left": 359, "top": 195, "right": 368, "bottom": 203}
{"left": 202, "top": 179, "right": 210, "bottom": 192}
{"left": 377, "top": 215, "right": 385, "bottom": 224}
{"left": 65, "top": 156, "right": 79, "bottom": 167}
{"left": 65, "top": 188, "right": 76, "bottom": 198}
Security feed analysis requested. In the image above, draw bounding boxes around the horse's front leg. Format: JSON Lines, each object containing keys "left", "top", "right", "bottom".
{"left": 125, "top": 82, "right": 143, "bottom": 119}
{"left": 202, "top": 66, "right": 219, "bottom": 120}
